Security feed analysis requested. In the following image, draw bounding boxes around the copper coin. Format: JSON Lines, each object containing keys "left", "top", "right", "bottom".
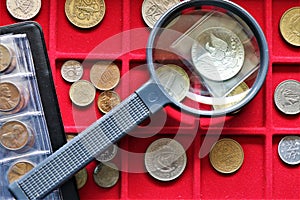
{"left": 0, "top": 82, "right": 21, "bottom": 112}
{"left": 7, "top": 161, "right": 35, "bottom": 183}
{"left": 97, "top": 91, "right": 121, "bottom": 113}
{"left": 90, "top": 61, "right": 120, "bottom": 91}
{"left": 0, "top": 44, "right": 13, "bottom": 72}
{"left": 279, "top": 7, "right": 300, "bottom": 46}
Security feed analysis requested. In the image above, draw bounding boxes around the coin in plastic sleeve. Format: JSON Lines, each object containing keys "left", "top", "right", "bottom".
{"left": 7, "top": 161, "right": 35, "bottom": 184}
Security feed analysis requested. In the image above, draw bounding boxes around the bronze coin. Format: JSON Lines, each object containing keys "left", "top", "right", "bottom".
{"left": 279, "top": 7, "right": 300, "bottom": 46}
{"left": 0, "top": 82, "right": 21, "bottom": 112}
{"left": 7, "top": 161, "right": 35, "bottom": 184}
{"left": 97, "top": 91, "right": 121, "bottom": 113}
{"left": 0, "top": 44, "right": 13, "bottom": 72}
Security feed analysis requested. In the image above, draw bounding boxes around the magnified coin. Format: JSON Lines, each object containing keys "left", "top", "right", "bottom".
{"left": 278, "top": 135, "right": 300, "bottom": 165}
{"left": 274, "top": 80, "right": 300, "bottom": 115}
{"left": 95, "top": 144, "right": 118, "bottom": 162}
{"left": 90, "top": 61, "right": 120, "bottom": 91}
{"left": 6, "top": 0, "right": 41, "bottom": 20}
{"left": 69, "top": 80, "right": 96, "bottom": 107}
{"left": 61, "top": 60, "right": 83, "bottom": 83}
{"left": 93, "top": 162, "right": 119, "bottom": 188}
{"left": 0, "top": 44, "right": 13, "bottom": 73}
{"left": 209, "top": 138, "right": 244, "bottom": 174}
{"left": 0, "top": 82, "right": 21, "bottom": 112}
{"left": 75, "top": 167, "right": 88, "bottom": 189}
{"left": 144, "top": 138, "right": 187, "bottom": 181}
{"left": 97, "top": 91, "right": 121, "bottom": 114}
{"left": 7, "top": 161, "right": 35, "bottom": 184}
{"left": 279, "top": 7, "right": 300, "bottom": 46}
{"left": 65, "top": 0, "right": 106, "bottom": 29}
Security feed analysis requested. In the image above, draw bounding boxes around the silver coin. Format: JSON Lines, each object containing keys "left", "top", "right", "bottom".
{"left": 93, "top": 162, "right": 119, "bottom": 188}
{"left": 61, "top": 60, "right": 83, "bottom": 83}
{"left": 69, "top": 80, "right": 96, "bottom": 107}
{"left": 274, "top": 80, "right": 300, "bottom": 115}
{"left": 6, "top": 0, "right": 41, "bottom": 20}
{"left": 156, "top": 64, "right": 190, "bottom": 102}
{"left": 278, "top": 136, "right": 300, "bottom": 165}
{"left": 191, "top": 27, "right": 245, "bottom": 81}
{"left": 144, "top": 138, "right": 187, "bottom": 181}
{"left": 95, "top": 144, "right": 118, "bottom": 162}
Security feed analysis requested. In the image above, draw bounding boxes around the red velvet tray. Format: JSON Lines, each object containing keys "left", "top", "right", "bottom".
{"left": 1, "top": 0, "right": 299, "bottom": 199}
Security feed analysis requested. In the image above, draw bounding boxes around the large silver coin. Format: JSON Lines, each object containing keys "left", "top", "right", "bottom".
{"left": 69, "top": 80, "right": 96, "bottom": 107}
{"left": 191, "top": 27, "right": 245, "bottom": 81}
{"left": 274, "top": 80, "right": 300, "bottom": 115}
{"left": 61, "top": 60, "right": 83, "bottom": 83}
{"left": 278, "top": 136, "right": 300, "bottom": 165}
{"left": 144, "top": 138, "right": 187, "bottom": 181}
{"left": 93, "top": 162, "right": 119, "bottom": 188}
{"left": 6, "top": 0, "right": 41, "bottom": 20}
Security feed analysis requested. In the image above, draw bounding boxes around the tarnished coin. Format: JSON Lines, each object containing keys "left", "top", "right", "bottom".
{"left": 144, "top": 138, "right": 187, "bottom": 181}
{"left": 65, "top": 0, "right": 106, "bottom": 29}
{"left": 61, "top": 60, "right": 83, "bottom": 83}
{"left": 0, "top": 82, "right": 21, "bottom": 112}
{"left": 156, "top": 64, "right": 190, "bottom": 102}
{"left": 0, "top": 44, "right": 13, "bottom": 72}
{"left": 6, "top": 0, "right": 41, "bottom": 20}
{"left": 7, "top": 161, "right": 35, "bottom": 183}
{"left": 95, "top": 144, "right": 118, "bottom": 162}
{"left": 75, "top": 167, "right": 88, "bottom": 189}
{"left": 69, "top": 80, "right": 96, "bottom": 107}
{"left": 97, "top": 91, "right": 121, "bottom": 113}
{"left": 191, "top": 27, "right": 245, "bottom": 81}
{"left": 93, "top": 162, "right": 119, "bottom": 188}
{"left": 209, "top": 138, "right": 244, "bottom": 174}
{"left": 274, "top": 80, "right": 300, "bottom": 115}
{"left": 141, "top": 0, "right": 180, "bottom": 28}
{"left": 279, "top": 7, "right": 300, "bottom": 46}
{"left": 90, "top": 61, "right": 120, "bottom": 91}
{"left": 278, "top": 135, "right": 300, "bottom": 165}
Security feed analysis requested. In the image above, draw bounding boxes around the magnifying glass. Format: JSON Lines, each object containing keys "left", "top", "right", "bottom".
{"left": 9, "top": 0, "right": 268, "bottom": 199}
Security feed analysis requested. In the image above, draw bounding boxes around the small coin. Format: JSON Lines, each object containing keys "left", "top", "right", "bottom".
{"left": 0, "top": 44, "right": 13, "bottom": 72}
{"left": 93, "top": 162, "right": 119, "bottom": 188}
{"left": 141, "top": 0, "right": 180, "bottom": 28}
{"left": 95, "top": 144, "right": 118, "bottom": 162}
{"left": 191, "top": 27, "right": 245, "bottom": 81}
{"left": 6, "top": 0, "right": 41, "bottom": 20}
{"left": 209, "top": 138, "right": 244, "bottom": 174}
{"left": 90, "top": 61, "right": 120, "bottom": 91}
{"left": 274, "top": 79, "right": 300, "bottom": 115}
{"left": 69, "top": 80, "right": 96, "bottom": 107}
{"left": 66, "top": 134, "right": 76, "bottom": 142}
{"left": 65, "top": 0, "right": 106, "bottom": 29}
{"left": 97, "top": 91, "right": 121, "bottom": 114}
{"left": 144, "top": 138, "right": 187, "bottom": 181}
{"left": 75, "top": 167, "right": 88, "bottom": 189}
{"left": 279, "top": 7, "right": 300, "bottom": 46}
{"left": 7, "top": 161, "right": 35, "bottom": 183}
{"left": 278, "top": 135, "right": 300, "bottom": 165}
{"left": 61, "top": 60, "right": 83, "bottom": 83}
{"left": 156, "top": 64, "right": 190, "bottom": 102}
{"left": 0, "top": 82, "right": 21, "bottom": 112}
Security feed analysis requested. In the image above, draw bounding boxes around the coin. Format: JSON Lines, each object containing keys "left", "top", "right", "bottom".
{"left": 144, "top": 138, "right": 187, "bottom": 181}
{"left": 0, "top": 44, "right": 13, "bottom": 72}
{"left": 69, "top": 80, "right": 96, "bottom": 107}
{"left": 75, "top": 167, "right": 88, "bottom": 189}
{"left": 141, "top": 0, "right": 180, "bottom": 28}
{"left": 90, "top": 61, "right": 120, "bottom": 91}
{"left": 7, "top": 161, "right": 35, "bottom": 183}
{"left": 191, "top": 27, "right": 245, "bottom": 81}
{"left": 66, "top": 134, "right": 76, "bottom": 142}
{"left": 0, "top": 82, "right": 21, "bottom": 112}
{"left": 95, "top": 144, "right": 118, "bottom": 162}
{"left": 274, "top": 79, "right": 300, "bottom": 115}
{"left": 6, "top": 0, "right": 41, "bottom": 20}
{"left": 97, "top": 91, "right": 121, "bottom": 113}
{"left": 93, "top": 162, "right": 119, "bottom": 188}
{"left": 61, "top": 60, "right": 83, "bottom": 83}
{"left": 278, "top": 135, "right": 300, "bottom": 165}
{"left": 156, "top": 64, "right": 190, "bottom": 102}
{"left": 209, "top": 138, "right": 244, "bottom": 174}
{"left": 279, "top": 7, "right": 300, "bottom": 46}
{"left": 65, "top": 0, "right": 106, "bottom": 29}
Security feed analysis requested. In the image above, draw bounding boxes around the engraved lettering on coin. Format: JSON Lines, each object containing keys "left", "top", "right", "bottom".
{"left": 144, "top": 138, "right": 187, "bottom": 181}
{"left": 191, "top": 27, "right": 245, "bottom": 81}
{"left": 69, "top": 80, "right": 96, "bottom": 107}
{"left": 90, "top": 61, "right": 120, "bottom": 91}
{"left": 0, "top": 44, "right": 12, "bottom": 72}
{"left": 61, "top": 60, "right": 83, "bottom": 83}
{"left": 75, "top": 167, "right": 88, "bottom": 189}
{"left": 93, "top": 162, "right": 119, "bottom": 188}
{"left": 97, "top": 91, "right": 121, "bottom": 114}
{"left": 278, "top": 136, "right": 300, "bottom": 165}
{"left": 274, "top": 80, "right": 300, "bottom": 115}
{"left": 95, "top": 144, "right": 118, "bottom": 162}
{"left": 65, "top": 0, "right": 106, "bottom": 29}
{"left": 0, "top": 82, "right": 21, "bottom": 112}
{"left": 6, "top": 0, "right": 41, "bottom": 20}
{"left": 7, "top": 161, "right": 35, "bottom": 183}
{"left": 279, "top": 7, "right": 300, "bottom": 46}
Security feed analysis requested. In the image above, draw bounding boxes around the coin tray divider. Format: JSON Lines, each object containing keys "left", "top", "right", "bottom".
{"left": 1, "top": 0, "right": 299, "bottom": 199}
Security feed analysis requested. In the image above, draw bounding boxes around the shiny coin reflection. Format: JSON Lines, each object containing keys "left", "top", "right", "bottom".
{"left": 93, "top": 162, "right": 119, "bottom": 188}
{"left": 278, "top": 136, "right": 300, "bottom": 165}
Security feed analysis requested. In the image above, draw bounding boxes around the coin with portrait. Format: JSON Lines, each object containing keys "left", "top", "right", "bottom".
{"left": 7, "top": 161, "right": 35, "bottom": 183}
{"left": 0, "top": 82, "right": 21, "bottom": 112}
{"left": 0, "top": 44, "right": 13, "bottom": 73}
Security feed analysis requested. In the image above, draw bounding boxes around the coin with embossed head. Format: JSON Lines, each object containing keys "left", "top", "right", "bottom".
{"left": 0, "top": 82, "right": 21, "bottom": 112}
{"left": 61, "top": 60, "right": 83, "bottom": 83}
{"left": 7, "top": 161, "right": 35, "bottom": 183}
{"left": 279, "top": 7, "right": 300, "bottom": 46}
{"left": 93, "top": 162, "right": 119, "bottom": 188}
{"left": 144, "top": 138, "right": 187, "bottom": 181}
{"left": 6, "top": 0, "right": 41, "bottom": 20}
{"left": 65, "top": 0, "right": 106, "bottom": 29}
{"left": 0, "top": 44, "right": 13, "bottom": 73}
{"left": 278, "top": 135, "right": 300, "bottom": 165}
{"left": 95, "top": 144, "right": 118, "bottom": 162}
{"left": 97, "top": 91, "right": 121, "bottom": 113}
{"left": 69, "top": 80, "right": 96, "bottom": 107}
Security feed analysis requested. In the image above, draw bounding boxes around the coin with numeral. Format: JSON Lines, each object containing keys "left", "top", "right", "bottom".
{"left": 278, "top": 136, "right": 300, "bottom": 165}
{"left": 0, "top": 44, "right": 13, "bottom": 73}
{"left": 97, "top": 91, "right": 121, "bottom": 113}
{"left": 6, "top": 0, "right": 41, "bottom": 20}
{"left": 61, "top": 60, "right": 83, "bottom": 83}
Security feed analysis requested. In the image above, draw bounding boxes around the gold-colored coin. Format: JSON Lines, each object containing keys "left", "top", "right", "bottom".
{"left": 209, "top": 138, "right": 244, "bottom": 174}
{"left": 97, "top": 91, "right": 121, "bottom": 113}
{"left": 90, "top": 61, "right": 120, "bottom": 91}
{"left": 0, "top": 82, "right": 21, "bottom": 112}
{"left": 0, "top": 44, "right": 12, "bottom": 72}
{"left": 279, "top": 7, "right": 300, "bottom": 46}
{"left": 65, "top": 0, "right": 106, "bottom": 29}
{"left": 7, "top": 161, "right": 35, "bottom": 183}
{"left": 75, "top": 167, "right": 88, "bottom": 189}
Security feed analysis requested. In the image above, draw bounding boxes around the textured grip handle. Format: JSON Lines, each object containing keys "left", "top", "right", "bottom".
{"left": 9, "top": 93, "right": 150, "bottom": 200}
